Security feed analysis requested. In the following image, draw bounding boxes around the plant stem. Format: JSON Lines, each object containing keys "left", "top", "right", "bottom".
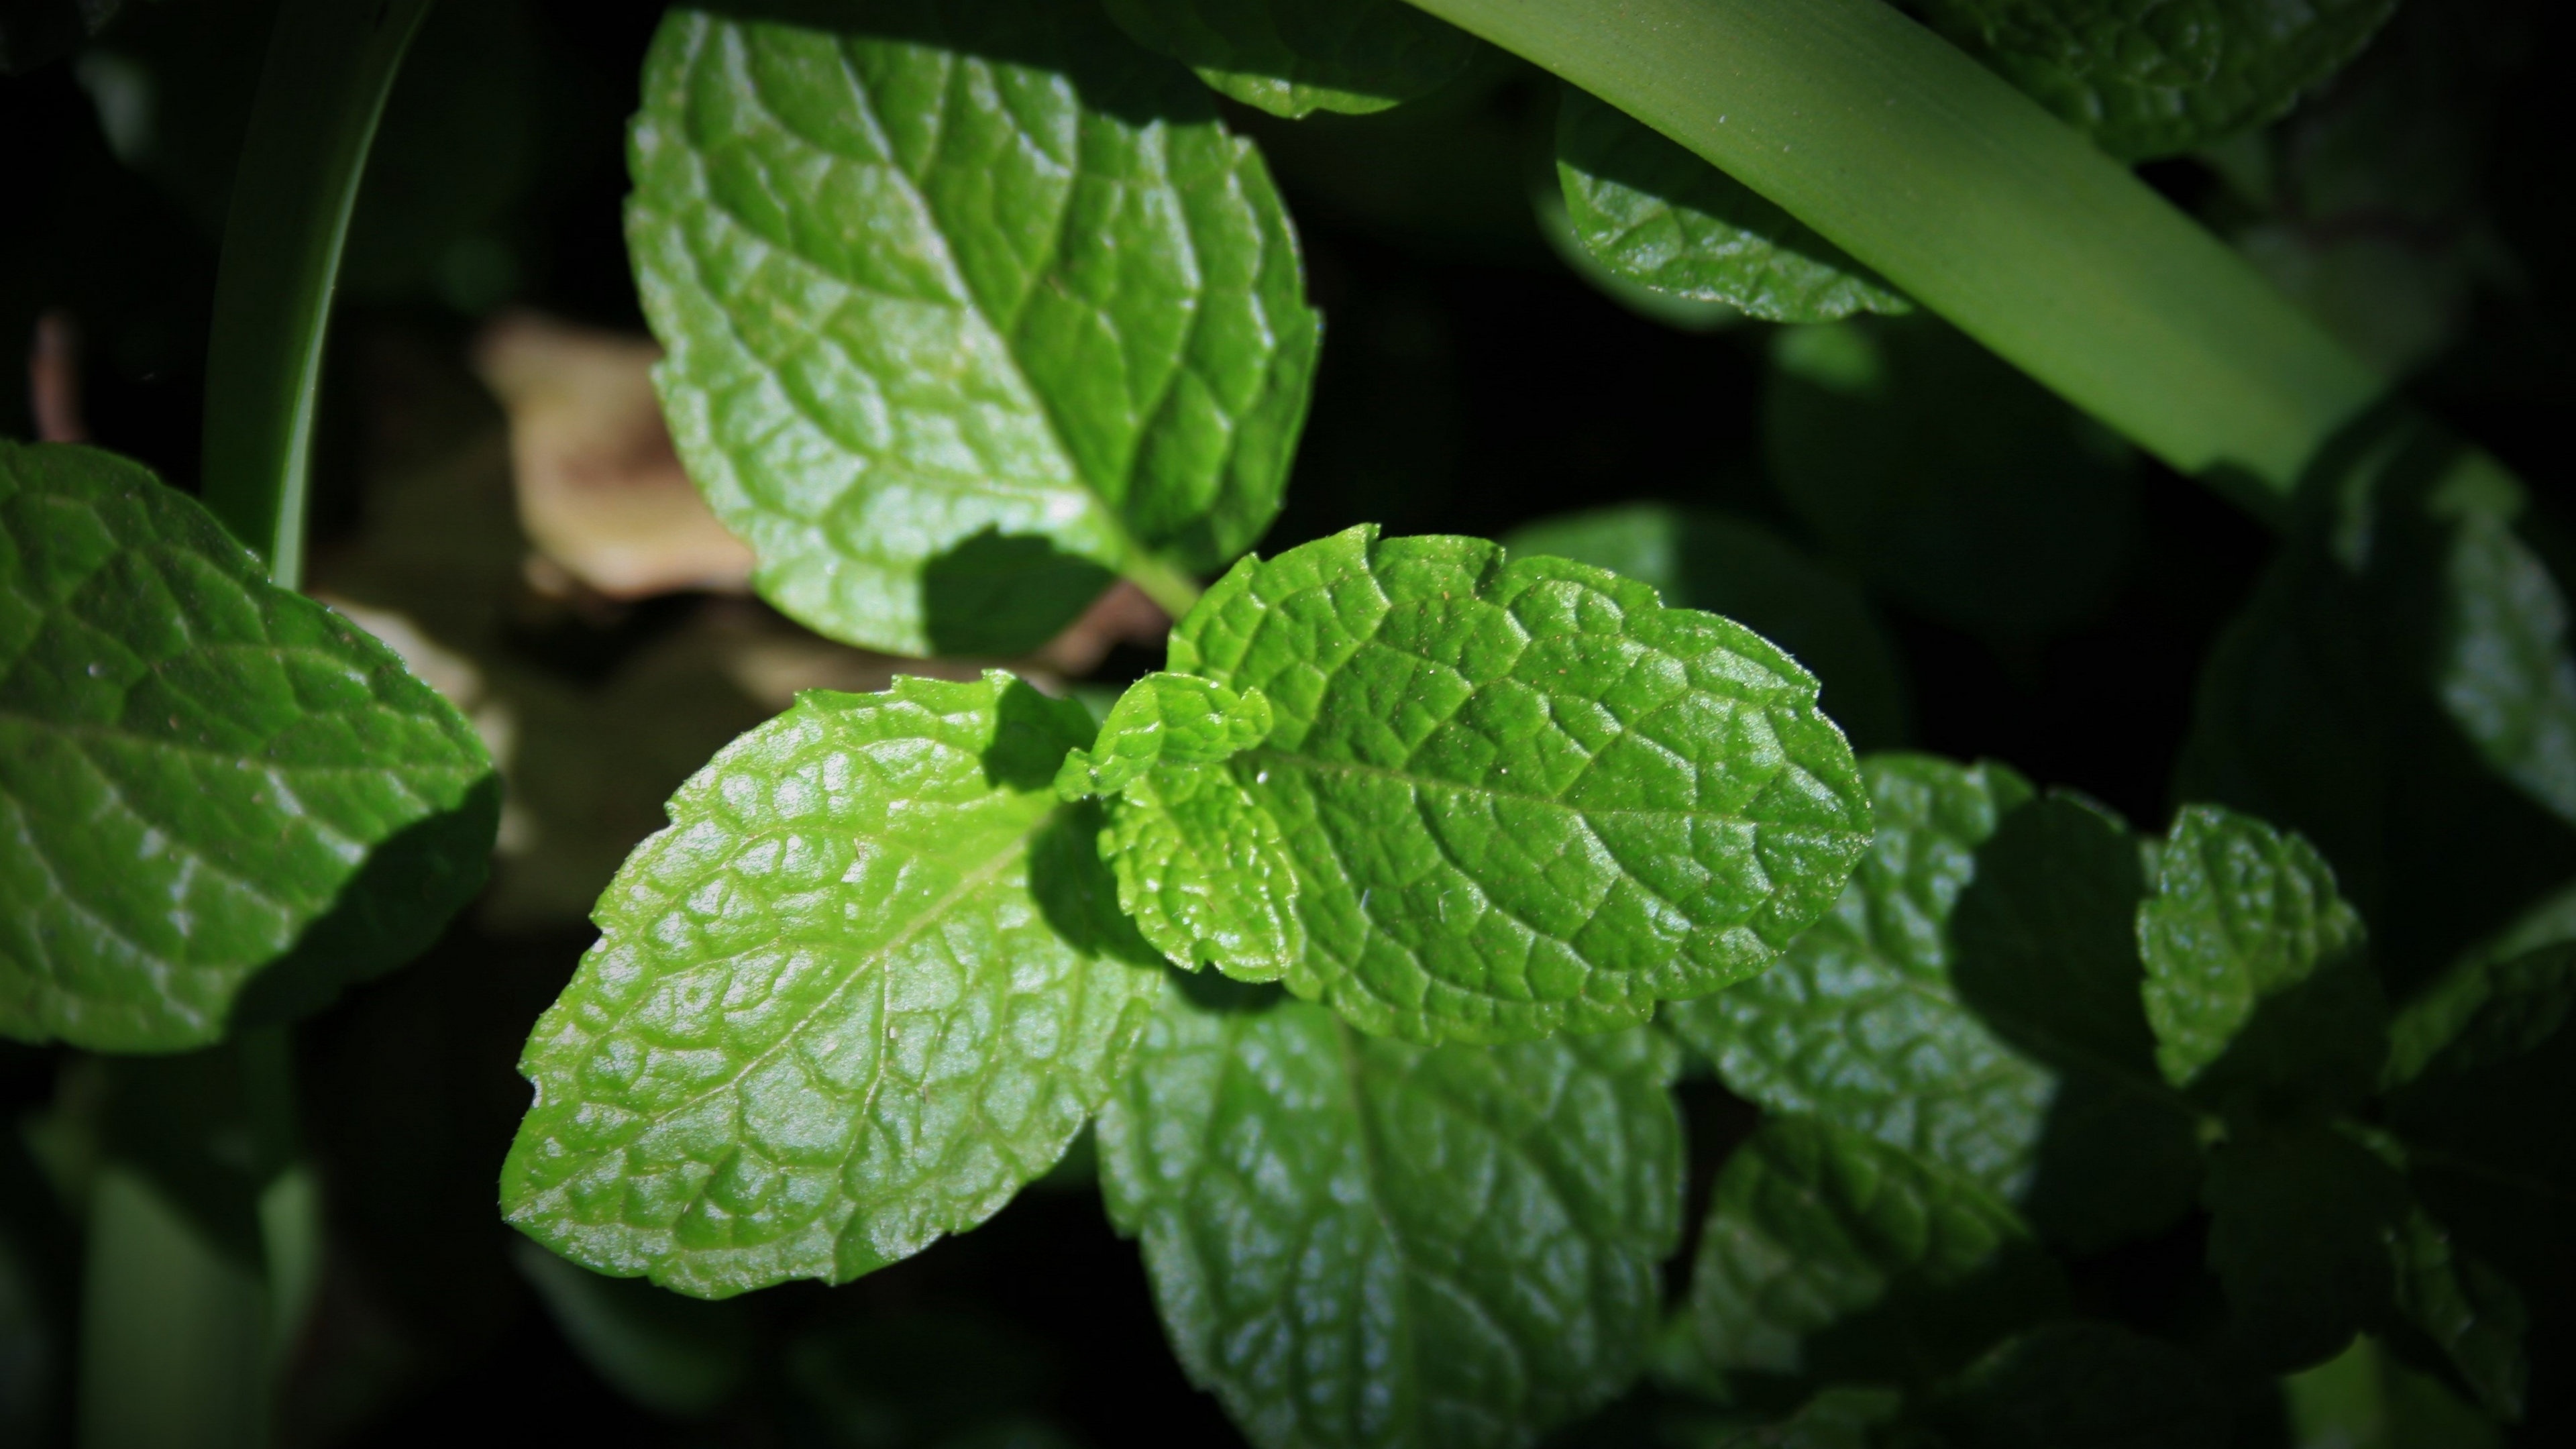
{"left": 199, "top": 0, "right": 434, "bottom": 588}
{"left": 1403, "top": 0, "right": 2385, "bottom": 516}
{"left": 1126, "top": 550, "right": 1206, "bottom": 623}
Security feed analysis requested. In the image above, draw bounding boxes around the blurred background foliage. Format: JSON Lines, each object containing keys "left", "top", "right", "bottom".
{"left": 3, "top": 0, "right": 2573, "bottom": 1443}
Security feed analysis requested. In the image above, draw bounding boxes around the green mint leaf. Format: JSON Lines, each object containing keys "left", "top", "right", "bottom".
{"left": 1949, "top": 792, "right": 2159, "bottom": 1084}
{"left": 0, "top": 441, "right": 497, "bottom": 1052}
{"left": 2013, "top": 1067, "right": 2205, "bottom": 1256}
{"left": 501, "top": 674, "right": 1167, "bottom": 1297}
{"left": 2385, "top": 945, "right": 2576, "bottom": 1353}
{"left": 1101, "top": 0, "right": 1480, "bottom": 119}
{"left": 629, "top": 3, "right": 1320, "bottom": 656}
{"left": 2385, "top": 1204, "right": 2529, "bottom": 1421}
{"left": 1067, "top": 674, "right": 1300, "bottom": 977}
{"left": 2285, "top": 1335, "right": 2507, "bottom": 1449}
{"left": 1664, "top": 755, "right": 2055, "bottom": 1191}
{"left": 1054, "top": 671, "right": 1271, "bottom": 800}
{"left": 1554, "top": 85, "right": 1910, "bottom": 325}
{"left": 2203, "top": 1122, "right": 2407, "bottom": 1371}
{"left": 2178, "top": 431, "right": 2576, "bottom": 990}
{"left": 1915, "top": 0, "right": 2400, "bottom": 161}
{"left": 2138, "top": 804, "right": 2385, "bottom": 1109}
{"left": 1665, "top": 1115, "right": 2064, "bottom": 1399}
{"left": 1142, "top": 523, "right": 1874, "bottom": 1044}
{"left": 1503, "top": 504, "right": 1909, "bottom": 751}
{"left": 2387, "top": 942, "right": 2576, "bottom": 1088}
{"left": 1925, "top": 1322, "right": 2231, "bottom": 1449}
{"left": 1096, "top": 977, "right": 1682, "bottom": 1449}
{"left": 1766, "top": 315, "right": 2139, "bottom": 644}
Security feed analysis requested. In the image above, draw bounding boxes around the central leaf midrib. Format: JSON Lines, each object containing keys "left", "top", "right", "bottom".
{"left": 1244, "top": 745, "right": 1771, "bottom": 825}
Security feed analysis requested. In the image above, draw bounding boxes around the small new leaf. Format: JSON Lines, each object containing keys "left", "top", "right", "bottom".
{"left": 1055, "top": 672, "right": 1271, "bottom": 800}
{"left": 0, "top": 442, "right": 496, "bottom": 1051}
{"left": 502, "top": 674, "right": 1167, "bottom": 1297}
{"left": 1097, "top": 979, "right": 1681, "bottom": 1449}
{"left": 1666, "top": 1115, "right": 2064, "bottom": 1398}
{"left": 1916, "top": 0, "right": 2401, "bottom": 161}
{"left": 1102, "top": 0, "right": 1480, "bottom": 119}
{"left": 1555, "top": 86, "right": 1910, "bottom": 325}
{"left": 1066, "top": 673, "right": 1299, "bottom": 977}
{"left": 1142, "top": 523, "right": 1875, "bottom": 1044}
{"left": 629, "top": 3, "right": 1320, "bottom": 655}
{"left": 1664, "top": 755, "right": 2055, "bottom": 1191}
{"left": 2138, "top": 804, "right": 2383, "bottom": 1108}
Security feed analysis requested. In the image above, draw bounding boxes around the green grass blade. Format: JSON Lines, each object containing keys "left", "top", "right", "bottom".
{"left": 1403, "top": 0, "right": 2382, "bottom": 513}
{"left": 199, "top": 0, "right": 432, "bottom": 588}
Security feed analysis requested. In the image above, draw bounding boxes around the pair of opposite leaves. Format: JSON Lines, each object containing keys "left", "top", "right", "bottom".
{"left": 634, "top": 0, "right": 2398, "bottom": 677}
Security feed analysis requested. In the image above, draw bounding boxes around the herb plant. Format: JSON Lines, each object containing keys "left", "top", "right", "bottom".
{"left": 3, "top": 1, "right": 2571, "bottom": 1446}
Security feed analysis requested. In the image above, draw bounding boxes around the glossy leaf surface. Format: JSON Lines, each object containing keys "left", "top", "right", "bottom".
{"left": 2138, "top": 804, "right": 2383, "bottom": 1107}
{"left": 1917, "top": 0, "right": 2400, "bottom": 160}
{"left": 0, "top": 441, "right": 496, "bottom": 1051}
{"left": 1665, "top": 755, "right": 2052, "bottom": 1191}
{"left": 629, "top": 3, "right": 1320, "bottom": 655}
{"left": 1554, "top": 86, "right": 1908, "bottom": 324}
{"left": 1146, "top": 525, "right": 1874, "bottom": 1044}
{"left": 1503, "top": 504, "right": 1908, "bottom": 751}
{"left": 1102, "top": 0, "right": 1480, "bottom": 119}
{"left": 1097, "top": 979, "right": 1680, "bottom": 1449}
{"left": 502, "top": 674, "right": 1167, "bottom": 1297}
{"left": 1069, "top": 673, "right": 1302, "bottom": 979}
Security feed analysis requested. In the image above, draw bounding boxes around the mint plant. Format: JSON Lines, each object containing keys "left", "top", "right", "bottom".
{"left": 5, "top": 0, "right": 2573, "bottom": 1445}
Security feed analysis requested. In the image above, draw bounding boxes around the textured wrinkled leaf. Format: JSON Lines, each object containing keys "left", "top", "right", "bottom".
{"left": 1917, "top": 0, "right": 2400, "bottom": 160}
{"left": 1927, "top": 1322, "right": 2230, "bottom": 1449}
{"left": 1666, "top": 1116, "right": 2063, "bottom": 1399}
{"left": 1664, "top": 755, "right": 2053, "bottom": 1191}
{"left": 2203, "top": 1123, "right": 2406, "bottom": 1371}
{"left": 1097, "top": 977, "right": 1682, "bottom": 1449}
{"left": 1102, "top": 0, "right": 1479, "bottom": 119}
{"left": 1766, "top": 316, "right": 2139, "bottom": 643}
{"left": 0, "top": 441, "right": 496, "bottom": 1052}
{"left": 1503, "top": 504, "right": 1909, "bottom": 751}
{"left": 1055, "top": 671, "right": 1271, "bottom": 800}
{"left": 2138, "top": 804, "right": 2383, "bottom": 1107}
{"left": 1139, "top": 524, "right": 1874, "bottom": 1044}
{"left": 1949, "top": 792, "right": 2158, "bottom": 1083}
{"left": 1554, "top": 86, "right": 1909, "bottom": 325}
{"left": 501, "top": 674, "right": 1167, "bottom": 1297}
{"left": 2385, "top": 1204, "right": 2528, "bottom": 1421}
{"left": 2178, "top": 433, "right": 2576, "bottom": 991}
{"left": 629, "top": 3, "right": 1320, "bottom": 655}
